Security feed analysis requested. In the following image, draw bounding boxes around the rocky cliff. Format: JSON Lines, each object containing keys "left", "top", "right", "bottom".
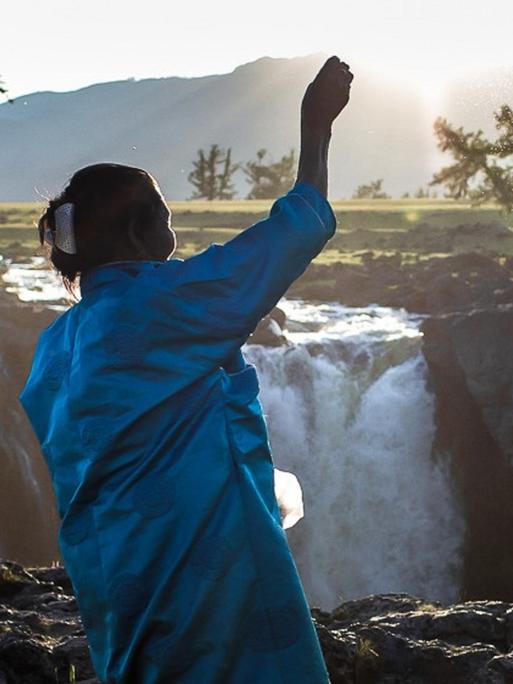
{"left": 0, "top": 290, "right": 60, "bottom": 564}
{"left": 421, "top": 306, "right": 513, "bottom": 604}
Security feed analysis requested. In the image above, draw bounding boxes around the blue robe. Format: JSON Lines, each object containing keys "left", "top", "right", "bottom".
{"left": 20, "top": 181, "right": 336, "bottom": 683}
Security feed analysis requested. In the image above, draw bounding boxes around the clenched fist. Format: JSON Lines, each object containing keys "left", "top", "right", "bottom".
{"left": 301, "top": 56, "right": 354, "bottom": 133}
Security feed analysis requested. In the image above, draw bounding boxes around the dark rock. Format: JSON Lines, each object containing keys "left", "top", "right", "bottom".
{"left": 247, "top": 314, "right": 289, "bottom": 346}
{"left": 423, "top": 272, "right": 474, "bottom": 311}
{"left": 421, "top": 307, "right": 513, "bottom": 603}
{"left": 289, "top": 251, "right": 513, "bottom": 315}
{"left": 328, "top": 593, "right": 440, "bottom": 628}
{"left": 494, "top": 284, "right": 513, "bottom": 305}
{"left": 0, "top": 632, "right": 58, "bottom": 684}
{"left": 313, "top": 592, "right": 513, "bottom": 684}
{"left": 314, "top": 621, "right": 360, "bottom": 684}
{"left": 52, "top": 636, "right": 95, "bottom": 682}
{"left": 447, "top": 307, "right": 513, "bottom": 462}
{"left": 28, "top": 567, "right": 73, "bottom": 596}
{"left": 0, "top": 560, "right": 99, "bottom": 683}
{"left": 269, "top": 305, "right": 286, "bottom": 329}
{"left": 489, "top": 653, "right": 513, "bottom": 678}
{"left": 452, "top": 221, "right": 512, "bottom": 239}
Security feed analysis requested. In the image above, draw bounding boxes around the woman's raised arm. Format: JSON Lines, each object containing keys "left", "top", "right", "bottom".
{"left": 296, "top": 55, "right": 354, "bottom": 198}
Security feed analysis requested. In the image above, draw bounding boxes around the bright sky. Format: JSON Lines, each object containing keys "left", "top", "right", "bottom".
{"left": 2, "top": 0, "right": 512, "bottom": 99}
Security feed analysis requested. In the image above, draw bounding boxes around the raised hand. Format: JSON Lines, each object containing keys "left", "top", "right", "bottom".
{"left": 301, "top": 56, "right": 354, "bottom": 133}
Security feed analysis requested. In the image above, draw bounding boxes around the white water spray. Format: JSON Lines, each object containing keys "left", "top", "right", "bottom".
{"left": 245, "top": 303, "right": 465, "bottom": 610}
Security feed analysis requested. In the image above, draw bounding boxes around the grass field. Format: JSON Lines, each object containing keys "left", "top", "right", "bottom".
{"left": 0, "top": 199, "right": 512, "bottom": 266}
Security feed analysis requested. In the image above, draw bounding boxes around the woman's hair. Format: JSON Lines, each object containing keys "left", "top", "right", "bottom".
{"left": 38, "top": 163, "right": 171, "bottom": 292}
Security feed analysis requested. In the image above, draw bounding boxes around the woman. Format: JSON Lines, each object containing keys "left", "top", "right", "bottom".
{"left": 20, "top": 56, "right": 353, "bottom": 683}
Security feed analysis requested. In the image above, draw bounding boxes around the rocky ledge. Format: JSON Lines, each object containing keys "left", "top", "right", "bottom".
{"left": 2, "top": 561, "right": 513, "bottom": 683}
{"left": 289, "top": 251, "right": 513, "bottom": 315}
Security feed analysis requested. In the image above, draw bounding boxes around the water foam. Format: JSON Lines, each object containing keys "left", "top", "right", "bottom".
{"left": 245, "top": 305, "right": 465, "bottom": 610}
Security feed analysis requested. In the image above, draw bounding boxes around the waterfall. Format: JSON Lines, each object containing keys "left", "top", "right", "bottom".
{"left": 244, "top": 303, "right": 466, "bottom": 611}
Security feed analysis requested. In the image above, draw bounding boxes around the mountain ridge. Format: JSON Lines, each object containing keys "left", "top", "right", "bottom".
{"left": 0, "top": 53, "right": 510, "bottom": 201}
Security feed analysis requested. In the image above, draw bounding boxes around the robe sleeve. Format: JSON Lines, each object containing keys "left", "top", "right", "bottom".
{"left": 161, "top": 181, "right": 337, "bottom": 340}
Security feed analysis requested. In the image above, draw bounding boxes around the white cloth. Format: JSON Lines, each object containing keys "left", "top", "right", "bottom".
{"left": 273, "top": 468, "right": 304, "bottom": 529}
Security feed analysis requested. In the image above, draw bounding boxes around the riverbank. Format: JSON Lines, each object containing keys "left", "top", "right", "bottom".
{"left": 288, "top": 249, "right": 513, "bottom": 314}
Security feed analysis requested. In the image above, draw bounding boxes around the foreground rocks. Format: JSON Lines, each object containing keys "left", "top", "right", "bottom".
{"left": 0, "top": 561, "right": 98, "bottom": 683}
{"left": 2, "top": 561, "right": 513, "bottom": 683}
{"left": 314, "top": 592, "right": 513, "bottom": 683}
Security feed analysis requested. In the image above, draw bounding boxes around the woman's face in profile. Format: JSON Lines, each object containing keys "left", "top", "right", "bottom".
{"left": 150, "top": 200, "right": 176, "bottom": 260}
{"left": 129, "top": 180, "right": 176, "bottom": 262}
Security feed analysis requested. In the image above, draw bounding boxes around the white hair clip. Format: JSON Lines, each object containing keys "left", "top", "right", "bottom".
{"left": 53, "top": 203, "right": 77, "bottom": 254}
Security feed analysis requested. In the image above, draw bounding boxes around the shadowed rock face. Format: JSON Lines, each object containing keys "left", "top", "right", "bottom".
{"left": 0, "top": 291, "right": 60, "bottom": 565}
{"left": 421, "top": 306, "right": 513, "bottom": 603}
{"left": 2, "top": 560, "right": 513, "bottom": 684}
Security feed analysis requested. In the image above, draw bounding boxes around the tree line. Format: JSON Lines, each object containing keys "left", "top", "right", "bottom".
{"left": 188, "top": 104, "right": 513, "bottom": 211}
{"left": 188, "top": 146, "right": 437, "bottom": 201}
{"left": 352, "top": 179, "right": 439, "bottom": 200}
{"left": 188, "top": 145, "right": 297, "bottom": 200}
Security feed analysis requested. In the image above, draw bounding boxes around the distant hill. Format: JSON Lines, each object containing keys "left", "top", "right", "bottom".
{"left": 0, "top": 54, "right": 511, "bottom": 201}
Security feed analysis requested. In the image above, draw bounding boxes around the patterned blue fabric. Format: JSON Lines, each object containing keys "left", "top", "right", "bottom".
{"left": 20, "top": 181, "right": 336, "bottom": 683}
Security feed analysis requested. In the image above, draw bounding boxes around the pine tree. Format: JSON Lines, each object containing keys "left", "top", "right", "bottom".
{"left": 243, "top": 148, "right": 297, "bottom": 199}
{"left": 430, "top": 105, "right": 513, "bottom": 212}
{"left": 205, "top": 145, "right": 219, "bottom": 201}
{"left": 414, "top": 186, "right": 429, "bottom": 199}
{"left": 243, "top": 149, "right": 269, "bottom": 199}
{"left": 217, "top": 147, "right": 239, "bottom": 200}
{"left": 188, "top": 144, "right": 238, "bottom": 200}
{"left": 352, "top": 179, "right": 390, "bottom": 199}
{"left": 272, "top": 148, "right": 297, "bottom": 197}
{"left": 188, "top": 148, "right": 210, "bottom": 200}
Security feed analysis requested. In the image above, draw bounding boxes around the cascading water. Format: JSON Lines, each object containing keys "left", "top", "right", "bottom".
{"left": 2, "top": 263, "right": 466, "bottom": 608}
{"left": 245, "top": 302, "right": 466, "bottom": 611}
{"left": 1, "top": 257, "right": 67, "bottom": 309}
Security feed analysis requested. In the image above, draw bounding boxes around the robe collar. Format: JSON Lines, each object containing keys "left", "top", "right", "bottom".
{"left": 80, "top": 257, "right": 185, "bottom": 298}
{"left": 80, "top": 260, "right": 157, "bottom": 298}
